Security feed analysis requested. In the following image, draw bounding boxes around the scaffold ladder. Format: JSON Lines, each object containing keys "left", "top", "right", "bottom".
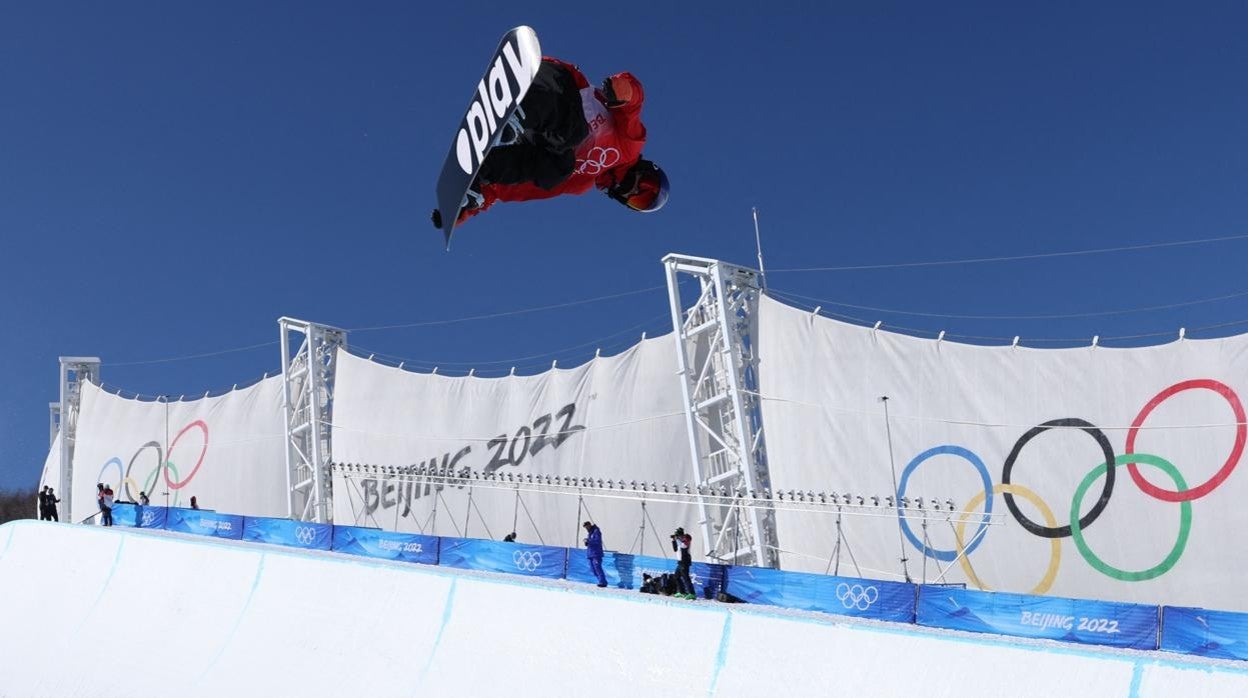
{"left": 663, "top": 254, "right": 777, "bottom": 568}
{"left": 279, "top": 318, "right": 347, "bottom": 523}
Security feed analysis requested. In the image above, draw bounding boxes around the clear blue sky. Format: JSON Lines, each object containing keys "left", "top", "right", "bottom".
{"left": 2, "top": 2, "right": 1246, "bottom": 490}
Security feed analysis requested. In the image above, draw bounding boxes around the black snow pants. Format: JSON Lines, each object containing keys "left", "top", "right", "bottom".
{"left": 477, "top": 61, "right": 590, "bottom": 191}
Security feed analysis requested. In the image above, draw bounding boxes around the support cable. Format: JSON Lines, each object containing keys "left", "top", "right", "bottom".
{"left": 769, "top": 286, "right": 1248, "bottom": 321}
{"left": 770, "top": 232, "right": 1248, "bottom": 273}
{"left": 768, "top": 290, "right": 1248, "bottom": 345}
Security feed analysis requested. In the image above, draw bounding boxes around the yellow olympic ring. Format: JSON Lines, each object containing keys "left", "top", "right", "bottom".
{"left": 954, "top": 483, "right": 1061, "bottom": 594}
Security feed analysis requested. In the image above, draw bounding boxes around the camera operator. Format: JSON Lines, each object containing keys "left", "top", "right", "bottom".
{"left": 670, "top": 527, "right": 695, "bottom": 599}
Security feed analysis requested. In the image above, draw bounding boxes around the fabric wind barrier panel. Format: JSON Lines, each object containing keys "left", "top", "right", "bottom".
{"left": 757, "top": 293, "right": 1248, "bottom": 610}
{"left": 110, "top": 502, "right": 168, "bottom": 529}
{"left": 332, "top": 526, "right": 439, "bottom": 565}
{"left": 165, "top": 507, "right": 244, "bottom": 540}
{"left": 1160, "top": 606, "right": 1248, "bottom": 660}
{"left": 566, "top": 548, "right": 726, "bottom": 599}
{"left": 242, "top": 516, "right": 332, "bottom": 550}
{"left": 330, "top": 340, "right": 698, "bottom": 551}
{"left": 724, "top": 566, "right": 916, "bottom": 622}
{"left": 438, "top": 538, "right": 567, "bottom": 579}
{"left": 917, "top": 586, "right": 1159, "bottom": 650}
{"left": 69, "top": 378, "right": 287, "bottom": 525}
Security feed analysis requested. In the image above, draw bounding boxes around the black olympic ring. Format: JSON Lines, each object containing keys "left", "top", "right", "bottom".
{"left": 1001, "top": 417, "right": 1116, "bottom": 539}
{"left": 124, "top": 441, "right": 163, "bottom": 502}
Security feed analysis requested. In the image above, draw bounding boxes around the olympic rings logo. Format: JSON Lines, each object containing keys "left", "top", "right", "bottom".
{"left": 96, "top": 421, "right": 210, "bottom": 509}
{"left": 575, "top": 146, "right": 620, "bottom": 175}
{"left": 513, "top": 550, "right": 543, "bottom": 572}
{"left": 835, "top": 582, "right": 879, "bottom": 610}
{"left": 295, "top": 527, "right": 316, "bottom": 545}
{"left": 140, "top": 510, "right": 157, "bottom": 527}
{"left": 897, "top": 379, "right": 1244, "bottom": 592}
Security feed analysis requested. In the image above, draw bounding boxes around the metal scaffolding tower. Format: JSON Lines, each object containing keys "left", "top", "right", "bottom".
{"left": 58, "top": 357, "right": 101, "bottom": 523}
{"left": 279, "top": 318, "right": 347, "bottom": 523}
{"left": 49, "top": 402, "right": 61, "bottom": 449}
{"left": 663, "top": 254, "right": 778, "bottom": 568}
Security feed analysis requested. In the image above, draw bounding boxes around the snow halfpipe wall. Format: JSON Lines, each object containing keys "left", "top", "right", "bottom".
{"left": 1, "top": 520, "right": 1246, "bottom": 697}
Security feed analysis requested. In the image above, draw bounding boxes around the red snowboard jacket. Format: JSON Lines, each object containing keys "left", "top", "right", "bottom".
{"left": 458, "top": 58, "right": 647, "bottom": 224}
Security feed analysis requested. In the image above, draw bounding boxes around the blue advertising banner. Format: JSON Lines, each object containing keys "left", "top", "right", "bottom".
{"left": 110, "top": 502, "right": 138, "bottom": 527}
{"left": 241, "top": 516, "right": 332, "bottom": 550}
{"left": 567, "top": 548, "right": 626, "bottom": 588}
{"left": 567, "top": 549, "right": 726, "bottom": 599}
{"left": 438, "top": 538, "right": 566, "bottom": 579}
{"left": 1161, "top": 606, "right": 1248, "bottom": 661}
{"left": 165, "top": 507, "right": 244, "bottom": 540}
{"left": 725, "top": 566, "right": 916, "bottom": 622}
{"left": 110, "top": 503, "right": 167, "bottom": 530}
{"left": 332, "top": 526, "right": 439, "bottom": 565}
{"left": 917, "top": 586, "right": 1159, "bottom": 650}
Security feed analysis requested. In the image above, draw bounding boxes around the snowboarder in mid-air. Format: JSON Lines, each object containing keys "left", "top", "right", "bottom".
{"left": 432, "top": 56, "right": 669, "bottom": 231}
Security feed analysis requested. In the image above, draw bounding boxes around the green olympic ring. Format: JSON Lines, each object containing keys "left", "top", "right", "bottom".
{"left": 142, "top": 461, "right": 181, "bottom": 506}
{"left": 1070, "top": 453, "right": 1192, "bottom": 582}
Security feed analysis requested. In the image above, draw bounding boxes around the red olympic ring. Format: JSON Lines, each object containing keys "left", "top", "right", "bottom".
{"left": 1125, "top": 379, "right": 1245, "bottom": 502}
{"left": 164, "top": 420, "right": 209, "bottom": 490}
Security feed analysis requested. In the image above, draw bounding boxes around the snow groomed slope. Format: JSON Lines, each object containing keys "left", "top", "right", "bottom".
{"left": 0, "top": 521, "right": 1245, "bottom": 697}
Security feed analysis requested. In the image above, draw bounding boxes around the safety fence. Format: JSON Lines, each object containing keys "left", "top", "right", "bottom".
{"left": 108, "top": 501, "right": 1248, "bottom": 660}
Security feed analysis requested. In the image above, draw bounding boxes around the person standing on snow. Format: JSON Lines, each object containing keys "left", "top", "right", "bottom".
{"left": 101, "top": 484, "right": 115, "bottom": 527}
{"left": 431, "top": 57, "right": 669, "bottom": 229}
{"left": 671, "top": 527, "right": 695, "bottom": 599}
{"left": 44, "top": 487, "right": 60, "bottom": 522}
{"left": 583, "top": 520, "right": 608, "bottom": 587}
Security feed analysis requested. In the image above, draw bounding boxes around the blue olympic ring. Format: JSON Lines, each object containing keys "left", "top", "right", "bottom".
{"left": 97, "top": 457, "right": 124, "bottom": 491}
{"left": 897, "top": 445, "right": 993, "bottom": 562}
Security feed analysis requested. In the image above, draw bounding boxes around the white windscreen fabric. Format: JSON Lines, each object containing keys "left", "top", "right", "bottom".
{"left": 331, "top": 337, "right": 697, "bottom": 551}
{"left": 758, "top": 293, "right": 1248, "bottom": 610}
{"left": 70, "top": 378, "right": 288, "bottom": 523}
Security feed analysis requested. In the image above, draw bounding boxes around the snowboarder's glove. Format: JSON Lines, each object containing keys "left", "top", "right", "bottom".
{"left": 601, "top": 76, "right": 633, "bottom": 107}
{"left": 430, "top": 209, "right": 443, "bottom": 229}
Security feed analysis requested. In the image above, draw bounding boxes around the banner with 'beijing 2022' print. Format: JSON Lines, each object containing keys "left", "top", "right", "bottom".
{"left": 916, "top": 586, "right": 1158, "bottom": 650}
{"left": 69, "top": 378, "right": 288, "bottom": 525}
{"left": 165, "top": 507, "right": 244, "bottom": 540}
{"left": 758, "top": 293, "right": 1248, "bottom": 611}
{"left": 332, "top": 526, "right": 439, "bottom": 565}
{"left": 329, "top": 340, "right": 699, "bottom": 554}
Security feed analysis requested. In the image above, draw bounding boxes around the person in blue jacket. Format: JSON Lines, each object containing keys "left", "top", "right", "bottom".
{"left": 583, "top": 520, "right": 608, "bottom": 587}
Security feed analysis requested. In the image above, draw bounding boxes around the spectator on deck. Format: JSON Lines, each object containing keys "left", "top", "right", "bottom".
{"left": 671, "top": 527, "right": 695, "bottom": 599}
{"left": 583, "top": 520, "right": 607, "bottom": 587}
{"left": 44, "top": 487, "right": 60, "bottom": 522}
{"left": 139, "top": 491, "right": 150, "bottom": 506}
{"left": 190, "top": 496, "right": 200, "bottom": 510}
{"left": 101, "top": 484, "right": 114, "bottom": 527}
{"left": 37, "top": 487, "right": 47, "bottom": 520}
{"left": 96, "top": 482, "right": 105, "bottom": 522}
{"left": 502, "top": 532, "right": 517, "bottom": 543}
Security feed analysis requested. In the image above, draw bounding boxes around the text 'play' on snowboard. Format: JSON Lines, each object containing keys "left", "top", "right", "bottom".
{"left": 434, "top": 26, "right": 541, "bottom": 249}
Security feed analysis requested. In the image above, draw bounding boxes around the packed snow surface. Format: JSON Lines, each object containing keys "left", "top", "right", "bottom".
{"left": 1, "top": 520, "right": 1246, "bottom": 697}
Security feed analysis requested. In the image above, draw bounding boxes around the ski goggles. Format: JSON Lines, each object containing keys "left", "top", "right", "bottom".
{"left": 610, "top": 161, "right": 669, "bottom": 213}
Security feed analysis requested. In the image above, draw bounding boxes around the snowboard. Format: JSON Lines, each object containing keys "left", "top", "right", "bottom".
{"left": 434, "top": 26, "right": 542, "bottom": 249}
